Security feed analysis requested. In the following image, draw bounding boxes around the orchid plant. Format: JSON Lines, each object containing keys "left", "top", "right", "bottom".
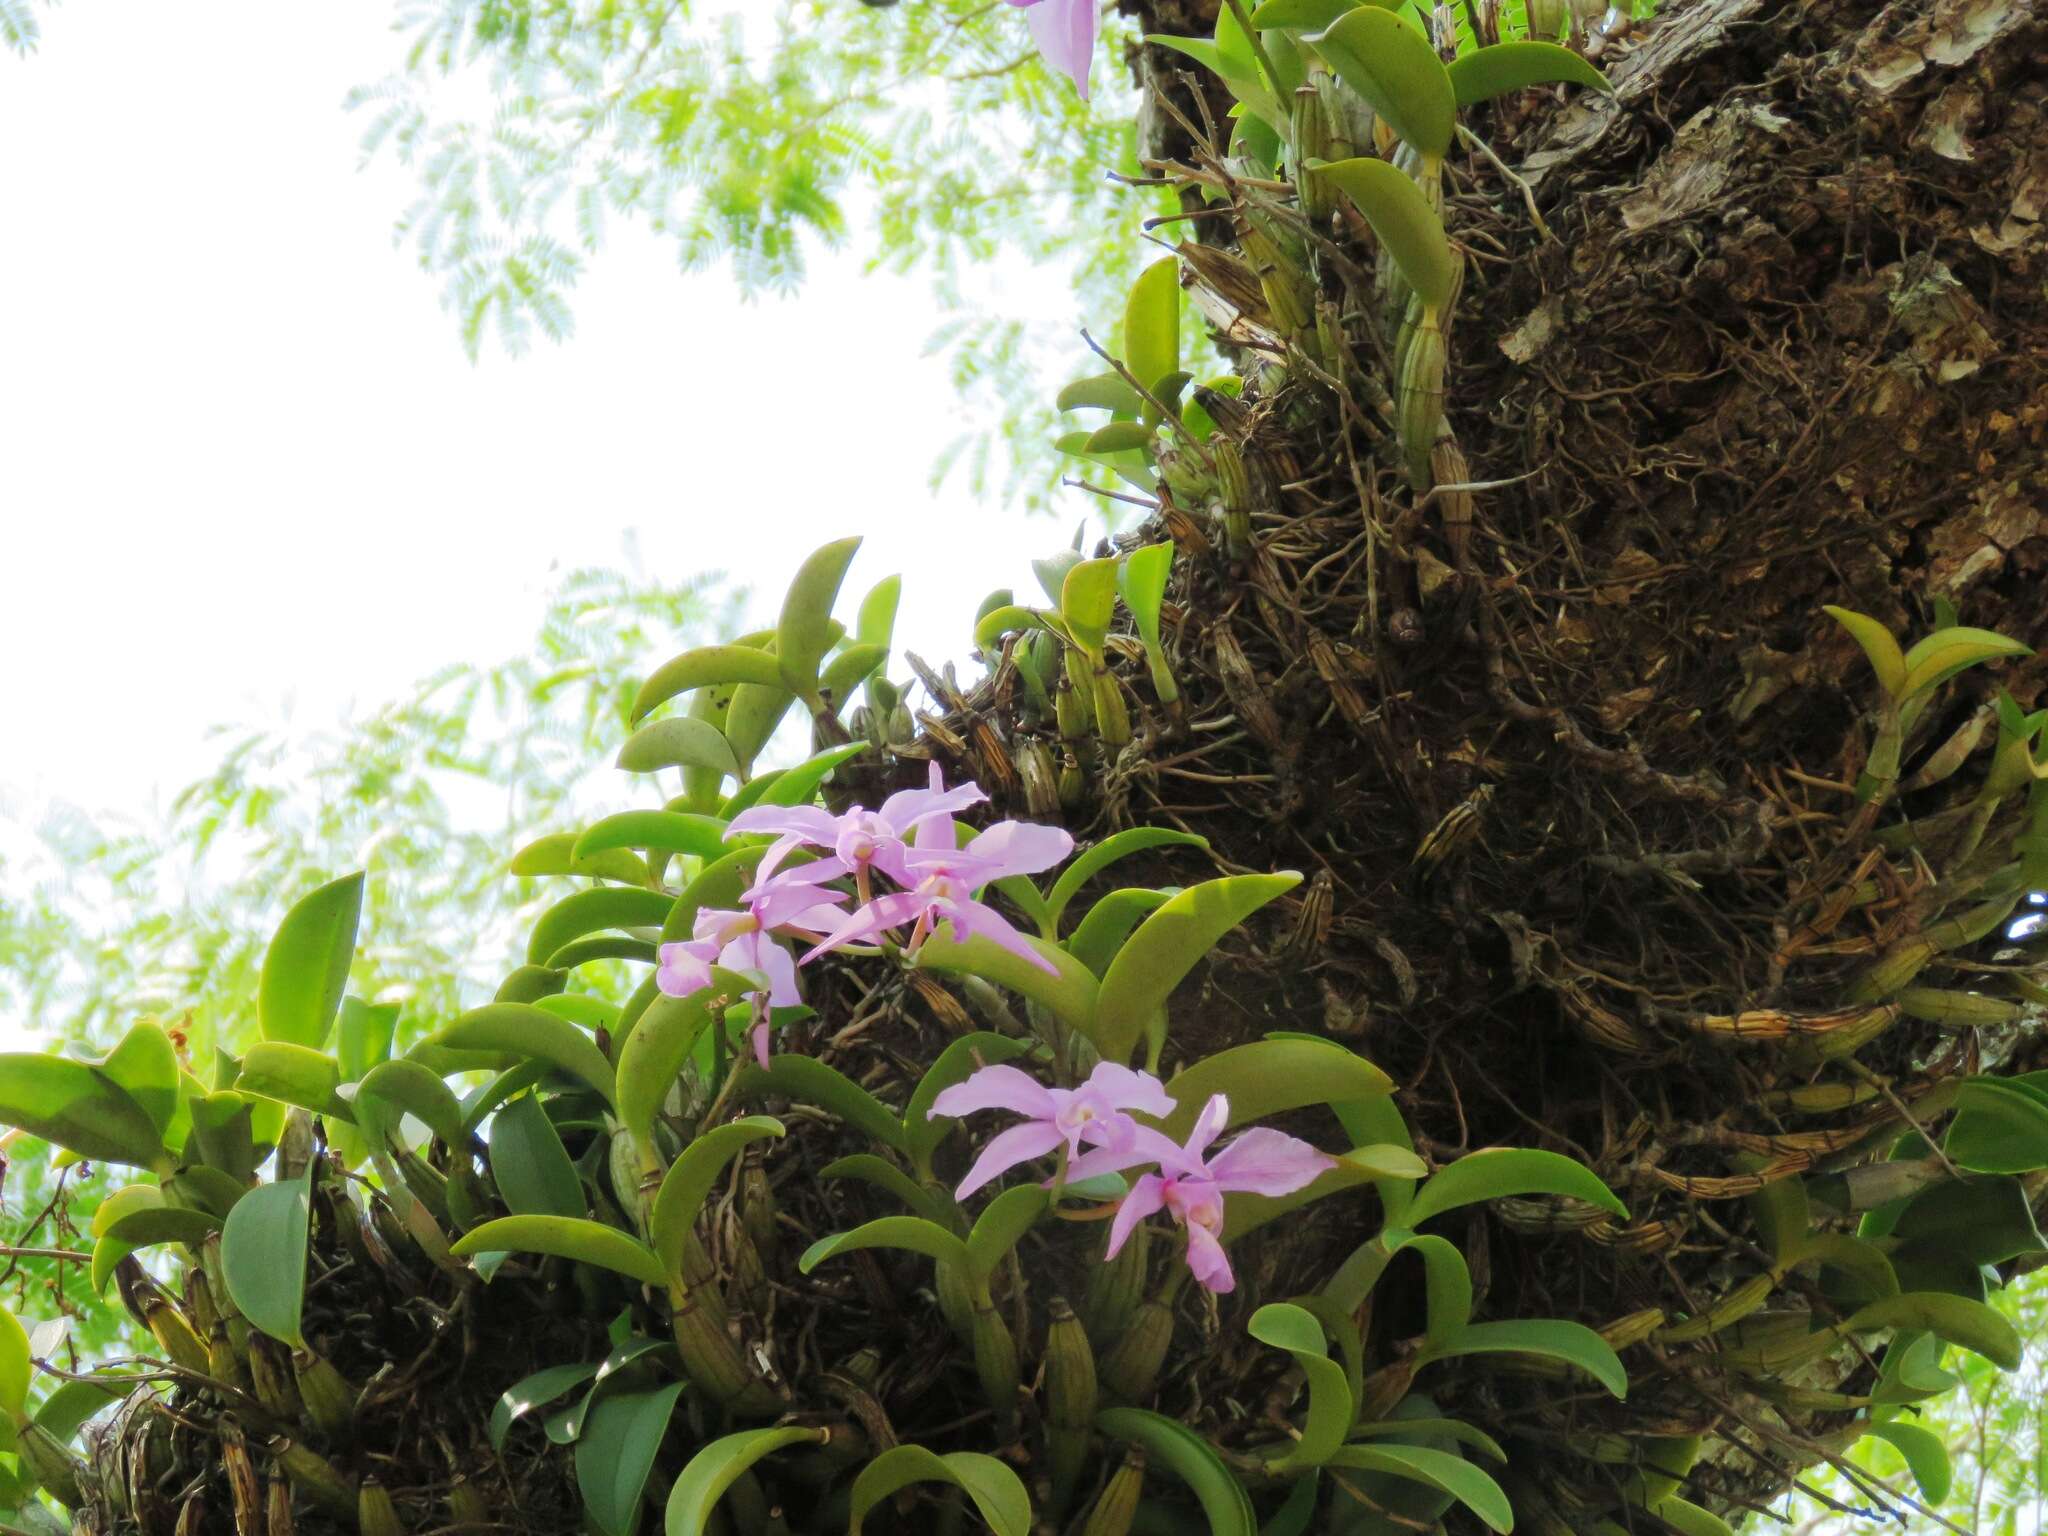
{"left": 20, "top": 537, "right": 2017, "bottom": 1536}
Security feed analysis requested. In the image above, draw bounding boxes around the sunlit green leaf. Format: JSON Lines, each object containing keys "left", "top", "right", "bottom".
{"left": 258, "top": 872, "right": 363, "bottom": 1049}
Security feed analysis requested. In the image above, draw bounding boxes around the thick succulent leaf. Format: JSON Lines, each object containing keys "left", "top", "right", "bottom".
{"left": 821, "top": 1156, "right": 952, "bottom": 1225}
{"left": 1095, "top": 1407, "right": 1256, "bottom": 1536}
{"left": 355, "top": 1060, "right": 466, "bottom": 1148}
{"left": 1324, "top": 1444, "right": 1512, "bottom": 1533}
{"left": 236, "top": 1042, "right": 348, "bottom": 1120}
{"left": 1417, "top": 1319, "right": 1628, "bottom": 1398}
{"left": 220, "top": 1174, "right": 311, "bottom": 1347}
{"left": 1846, "top": 1292, "right": 2021, "bottom": 1369}
{"left": 1403, "top": 1147, "right": 1627, "bottom": 1228}
{"left": 615, "top": 717, "right": 743, "bottom": 780}
{"left": 1445, "top": 40, "right": 1609, "bottom": 104}
{"left": 1307, "top": 7, "right": 1455, "bottom": 158}
{"left": 490, "top": 1361, "right": 601, "bottom": 1453}
{"left": 99, "top": 1022, "right": 181, "bottom": 1142}
{"left": 734, "top": 1055, "right": 904, "bottom": 1152}
{"left": 526, "top": 888, "right": 674, "bottom": 969}
{"left": 965, "top": 1186, "right": 1048, "bottom": 1283}
{"left": 777, "top": 536, "right": 863, "bottom": 698}
{"left": 0, "top": 1055, "right": 167, "bottom": 1169}
{"left": 490, "top": 1093, "right": 587, "bottom": 1220}
{"left": 258, "top": 872, "right": 363, "bottom": 1049}
{"left": 427, "top": 1004, "right": 617, "bottom": 1108}
{"left": 798, "top": 1216, "right": 969, "bottom": 1275}
{"left": 509, "top": 833, "right": 649, "bottom": 885}
{"left": 1859, "top": 1419, "right": 1952, "bottom": 1503}
{"left": 1309, "top": 157, "right": 1455, "bottom": 310}
{"left": 1043, "top": 827, "right": 1208, "bottom": 932}
{"left": 913, "top": 932, "right": 1100, "bottom": 1043}
{"left": 1247, "top": 1305, "right": 1353, "bottom": 1467}
{"left": 1123, "top": 256, "right": 1183, "bottom": 426}
{"left": 648, "top": 1117, "right": 785, "bottom": 1280}
{"left": 1160, "top": 1037, "right": 1392, "bottom": 1140}
{"left": 616, "top": 968, "right": 759, "bottom": 1153}
{"left": 1096, "top": 873, "right": 1302, "bottom": 1064}
{"left": 665, "top": 1427, "right": 826, "bottom": 1536}
{"left": 631, "top": 645, "right": 786, "bottom": 723}
{"left": 849, "top": 1446, "right": 1032, "bottom": 1536}
{"left": 574, "top": 812, "right": 731, "bottom": 865}
{"left": 452, "top": 1216, "right": 665, "bottom": 1288}
{"left": 577, "top": 1380, "right": 688, "bottom": 1536}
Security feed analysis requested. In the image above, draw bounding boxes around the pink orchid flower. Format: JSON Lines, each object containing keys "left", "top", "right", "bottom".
{"left": 656, "top": 865, "right": 848, "bottom": 1067}
{"left": 1006, "top": 0, "right": 1097, "bottom": 99}
{"left": 926, "top": 1061, "right": 1176, "bottom": 1199}
{"left": 1074, "top": 1093, "right": 1334, "bottom": 1294}
{"left": 801, "top": 816, "right": 1074, "bottom": 974}
{"left": 726, "top": 762, "right": 988, "bottom": 890}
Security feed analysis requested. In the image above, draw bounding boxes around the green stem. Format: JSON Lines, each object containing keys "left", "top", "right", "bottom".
{"left": 1222, "top": 0, "right": 1285, "bottom": 103}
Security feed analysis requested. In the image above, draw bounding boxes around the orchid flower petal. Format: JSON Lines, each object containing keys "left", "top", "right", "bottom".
{"left": 1025, "top": 0, "right": 1096, "bottom": 99}
{"left": 935, "top": 895, "right": 1060, "bottom": 975}
{"left": 1106, "top": 1173, "right": 1169, "bottom": 1259}
{"left": 1205, "top": 1128, "right": 1336, "bottom": 1198}
{"left": 954, "top": 1119, "right": 1068, "bottom": 1200}
{"left": 963, "top": 820, "right": 1076, "bottom": 879}
{"left": 1182, "top": 1218, "right": 1235, "bottom": 1293}
{"left": 799, "top": 892, "right": 926, "bottom": 964}
{"left": 655, "top": 940, "right": 716, "bottom": 998}
{"left": 1185, "top": 1094, "right": 1231, "bottom": 1160}
{"left": 928, "top": 1064, "right": 1059, "bottom": 1121}
{"left": 726, "top": 805, "right": 844, "bottom": 843}
{"left": 1084, "top": 1062, "right": 1177, "bottom": 1119}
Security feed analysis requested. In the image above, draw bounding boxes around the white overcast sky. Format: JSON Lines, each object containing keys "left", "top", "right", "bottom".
{"left": 0, "top": 2, "right": 1088, "bottom": 820}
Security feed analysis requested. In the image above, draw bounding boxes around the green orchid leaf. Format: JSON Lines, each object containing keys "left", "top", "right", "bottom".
{"left": 1117, "top": 540, "right": 1175, "bottom": 641}
{"left": 1058, "top": 372, "right": 1145, "bottom": 414}
{"left": 1044, "top": 827, "right": 1207, "bottom": 932}
{"left": 1859, "top": 1419, "right": 1952, "bottom": 1503}
{"left": 544, "top": 937, "right": 658, "bottom": 971}
{"left": 355, "top": 1060, "right": 466, "bottom": 1148}
{"left": 93, "top": 1187, "right": 220, "bottom": 1249}
{"left": 1386, "top": 1232, "right": 1473, "bottom": 1347}
{"left": 1898, "top": 625, "right": 2030, "bottom": 700}
{"left": 913, "top": 931, "right": 1101, "bottom": 1043}
{"left": 849, "top": 1445, "right": 1031, "bottom": 1536}
{"left": 1161, "top": 1037, "right": 1392, "bottom": 1140}
{"left": 427, "top": 1004, "right": 617, "bottom": 1108}
{"left": 490, "top": 1360, "right": 602, "bottom": 1453}
{"left": 1060, "top": 558, "right": 1120, "bottom": 656}
{"left": 856, "top": 573, "right": 901, "bottom": 651}
{"left": 1082, "top": 421, "right": 1155, "bottom": 455}
{"left": 631, "top": 644, "right": 787, "bottom": 724}
{"left": 258, "top": 872, "right": 363, "bottom": 1049}
{"left": 1349, "top": 1417, "right": 1506, "bottom": 1462}
{"left": 235, "top": 1041, "right": 348, "bottom": 1120}
{"left": 751, "top": 741, "right": 870, "bottom": 809}
{"left": 1889, "top": 1175, "right": 2046, "bottom": 1268}
{"left": 662, "top": 844, "right": 783, "bottom": 940}
{"left": 1822, "top": 606, "right": 1908, "bottom": 697}
{"left": 1096, "top": 873, "right": 1302, "bottom": 1065}
{"left": 615, "top": 717, "right": 744, "bottom": 781}
{"left": 777, "top": 536, "right": 863, "bottom": 699}
{"left": 573, "top": 812, "right": 731, "bottom": 865}
{"left": 649, "top": 1117, "right": 785, "bottom": 1280}
{"left": 1247, "top": 0, "right": 1366, "bottom": 27}
{"left": 1846, "top": 1292, "right": 2022, "bottom": 1369}
{"left": 1445, "top": 40, "right": 1610, "bottom": 104}
{"left": 1324, "top": 1444, "right": 1511, "bottom": 1534}
{"left": 1306, "top": 7, "right": 1455, "bottom": 159}
{"left": 1065, "top": 888, "right": 1175, "bottom": 978}
{"left": 577, "top": 1380, "right": 688, "bottom": 1536}
{"left": 509, "top": 834, "right": 651, "bottom": 885}
{"left": 99, "top": 1022, "right": 181, "bottom": 1142}
{"left": 821, "top": 1156, "right": 952, "bottom": 1225}
{"left": 1124, "top": 256, "right": 1182, "bottom": 428}
{"left": 0, "top": 1055, "right": 168, "bottom": 1170}
{"left": 220, "top": 1172, "right": 312, "bottom": 1348}
{"left": 974, "top": 604, "right": 1057, "bottom": 652}
{"left": 665, "top": 1427, "right": 827, "bottom": 1536}
{"left": 0, "top": 1310, "right": 27, "bottom": 1422}
{"left": 336, "top": 998, "right": 398, "bottom": 1083}
{"left": 1247, "top": 1304, "right": 1352, "bottom": 1467}
{"left": 966, "top": 1186, "right": 1048, "bottom": 1283}
{"left": 820, "top": 644, "right": 887, "bottom": 708}
{"left": 490, "top": 1092, "right": 587, "bottom": 1220}
{"left": 453, "top": 1215, "right": 665, "bottom": 1288}
{"left": 1944, "top": 1078, "right": 2048, "bottom": 1173}
{"left": 798, "top": 1216, "right": 969, "bottom": 1275}
{"left": 1308, "top": 157, "right": 1455, "bottom": 311}
{"left": 734, "top": 1055, "right": 904, "bottom": 1152}
{"left": 526, "top": 888, "right": 674, "bottom": 969}
{"left": 1404, "top": 1146, "right": 1627, "bottom": 1228}
{"left": 1416, "top": 1319, "right": 1627, "bottom": 1398}
{"left": 1095, "top": 1407, "right": 1256, "bottom": 1536}
{"left": 1651, "top": 1496, "right": 1737, "bottom": 1536}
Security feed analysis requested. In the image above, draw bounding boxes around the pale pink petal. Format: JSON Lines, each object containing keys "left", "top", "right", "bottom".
{"left": 691, "top": 907, "right": 751, "bottom": 945}
{"left": 1025, "top": 0, "right": 1096, "bottom": 99}
{"left": 751, "top": 1020, "right": 773, "bottom": 1070}
{"left": 1105, "top": 1174, "right": 1168, "bottom": 1259}
{"left": 1185, "top": 1093, "right": 1230, "bottom": 1161}
{"left": 929, "top": 1064, "right": 1058, "bottom": 1121}
{"left": 1207, "top": 1128, "right": 1335, "bottom": 1198}
{"left": 878, "top": 764, "right": 987, "bottom": 835}
{"left": 727, "top": 805, "right": 844, "bottom": 843}
{"left": 955, "top": 1120, "right": 1068, "bottom": 1200}
{"left": 964, "top": 820, "right": 1075, "bottom": 880}
{"left": 1183, "top": 1219, "right": 1235, "bottom": 1293}
{"left": 799, "top": 892, "right": 926, "bottom": 964}
{"left": 936, "top": 895, "right": 1060, "bottom": 974}
{"left": 723, "top": 933, "right": 804, "bottom": 1009}
{"left": 1066, "top": 1126, "right": 1183, "bottom": 1182}
{"left": 655, "top": 940, "right": 716, "bottom": 998}
{"left": 1086, "top": 1062, "right": 1176, "bottom": 1119}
